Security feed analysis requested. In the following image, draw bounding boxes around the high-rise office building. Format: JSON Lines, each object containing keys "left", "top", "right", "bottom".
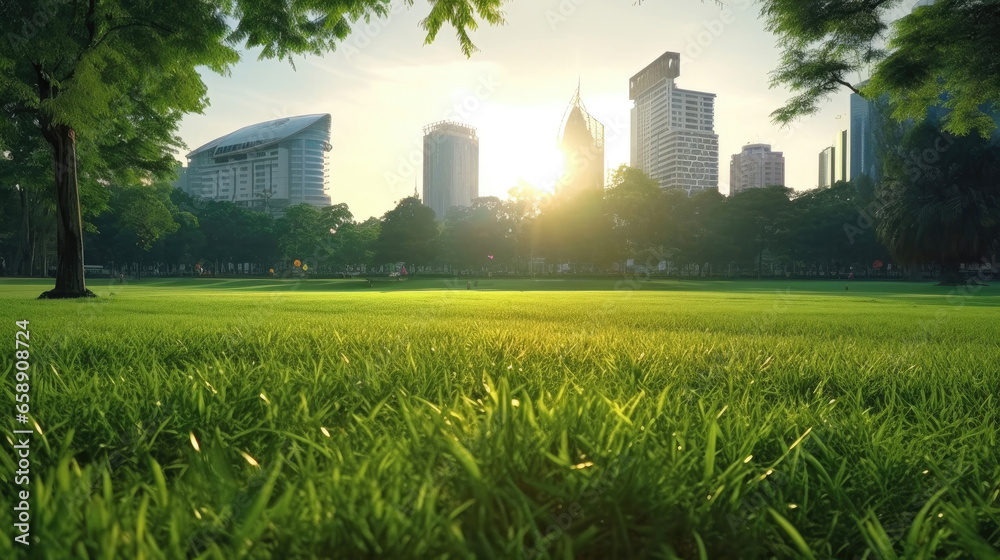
{"left": 834, "top": 129, "right": 849, "bottom": 184}
{"left": 850, "top": 81, "right": 881, "bottom": 182}
{"left": 818, "top": 146, "right": 835, "bottom": 188}
{"left": 629, "top": 51, "right": 718, "bottom": 195}
{"left": 422, "top": 120, "right": 479, "bottom": 219}
{"left": 557, "top": 84, "right": 605, "bottom": 194}
{"left": 177, "top": 114, "right": 332, "bottom": 215}
{"left": 729, "top": 144, "right": 785, "bottom": 195}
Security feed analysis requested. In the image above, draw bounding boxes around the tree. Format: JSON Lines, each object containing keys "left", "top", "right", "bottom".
{"left": 674, "top": 189, "right": 726, "bottom": 275}
{"left": 876, "top": 117, "right": 1000, "bottom": 285}
{"left": 276, "top": 204, "right": 324, "bottom": 266}
{"left": 788, "top": 181, "right": 888, "bottom": 276}
{"left": 111, "top": 182, "right": 179, "bottom": 252}
{"left": 337, "top": 217, "right": 380, "bottom": 271}
{"left": 1, "top": 106, "right": 130, "bottom": 275}
{"left": 375, "top": 196, "right": 439, "bottom": 271}
{"left": 532, "top": 187, "right": 611, "bottom": 269}
{"left": 604, "top": 165, "right": 662, "bottom": 271}
{"left": 1, "top": 0, "right": 508, "bottom": 298}
{"left": 141, "top": 188, "right": 209, "bottom": 273}
{"left": 85, "top": 181, "right": 186, "bottom": 279}
{"left": 724, "top": 185, "right": 793, "bottom": 278}
{"left": 502, "top": 183, "right": 542, "bottom": 273}
{"left": 439, "top": 197, "right": 511, "bottom": 272}
{"left": 310, "top": 203, "right": 355, "bottom": 272}
{"left": 763, "top": 0, "right": 1000, "bottom": 137}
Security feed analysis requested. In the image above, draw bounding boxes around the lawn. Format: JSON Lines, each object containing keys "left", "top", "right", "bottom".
{"left": 1, "top": 278, "right": 998, "bottom": 559}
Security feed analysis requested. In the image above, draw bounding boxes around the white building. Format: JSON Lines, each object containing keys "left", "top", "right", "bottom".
{"left": 176, "top": 114, "right": 332, "bottom": 215}
{"left": 729, "top": 144, "right": 785, "bottom": 195}
{"left": 630, "top": 51, "right": 718, "bottom": 195}
{"left": 833, "top": 129, "right": 849, "bottom": 184}
{"left": 422, "top": 120, "right": 479, "bottom": 219}
{"left": 818, "top": 146, "right": 835, "bottom": 188}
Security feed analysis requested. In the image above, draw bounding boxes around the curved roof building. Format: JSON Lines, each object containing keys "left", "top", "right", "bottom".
{"left": 557, "top": 85, "right": 605, "bottom": 195}
{"left": 177, "top": 114, "right": 332, "bottom": 214}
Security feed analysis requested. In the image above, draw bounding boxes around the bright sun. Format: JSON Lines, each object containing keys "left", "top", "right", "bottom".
{"left": 473, "top": 105, "right": 568, "bottom": 197}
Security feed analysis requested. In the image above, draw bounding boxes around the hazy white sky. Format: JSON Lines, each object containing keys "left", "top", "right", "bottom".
{"left": 174, "top": 0, "right": 890, "bottom": 221}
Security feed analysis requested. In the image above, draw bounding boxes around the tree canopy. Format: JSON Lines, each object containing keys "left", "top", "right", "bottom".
{"left": 0, "top": 0, "right": 511, "bottom": 297}
{"left": 763, "top": 0, "right": 1000, "bottom": 137}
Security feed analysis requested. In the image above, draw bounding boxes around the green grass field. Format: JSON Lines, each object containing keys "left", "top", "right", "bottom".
{"left": 1, "top": 278, "right": 999, "bottom": 559}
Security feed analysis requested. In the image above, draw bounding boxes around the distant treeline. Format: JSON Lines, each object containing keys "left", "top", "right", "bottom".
{"left": 0, "top": 167, "right": 892, "bottom": 279}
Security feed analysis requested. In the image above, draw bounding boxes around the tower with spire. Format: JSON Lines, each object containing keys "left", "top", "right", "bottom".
{"left": 557, "top": 81, "right": 605, "bottom": 195}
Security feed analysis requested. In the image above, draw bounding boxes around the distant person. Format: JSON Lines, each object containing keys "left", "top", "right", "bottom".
{"left": 474, "top": 280, "right": 478, "bottom": 288}
{"left": 466, "top": 281, "right": 471, "bottom": 290}
{"left": 0, "top": 256, "right": 5, "bottom": 276}
{"left": 119, "top": 273, "right": 124, "bottom": 284}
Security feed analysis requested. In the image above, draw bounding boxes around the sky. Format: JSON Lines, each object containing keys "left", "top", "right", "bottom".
{"left": 173, "top": 0, "right": 913, "bottom": 221}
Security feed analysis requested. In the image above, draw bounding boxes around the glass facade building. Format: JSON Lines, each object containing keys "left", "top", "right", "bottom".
{"left": 850, "top": 84, "right": 881, "bottom": 182}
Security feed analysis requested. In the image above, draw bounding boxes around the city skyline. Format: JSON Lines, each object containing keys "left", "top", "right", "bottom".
{"left": 171, "top": 0, "right": 890, "bottom": 220}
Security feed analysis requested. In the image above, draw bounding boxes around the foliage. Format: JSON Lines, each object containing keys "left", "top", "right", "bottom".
{"left": 763, "top": 0, "right": 1000, "bottom": 137}
{"left": 604, "top": 165, "right": 662, "bottom": 264}
{"left": 440, "top": 197, "right": 512, "bottom": 270}
{"left": 275, "top": 204, "right": 326, "bottom": 265}
{"left": 109, "top": 182, "right": 180, "bottom": 251}
{"left": 0, "top": 0, "right": 511, "bottom": 295}
{"left": 724, "top": 185, "right": 794, "bottom": 275}
{"left": 533, "top": 187, "right": 611, "bottom": 267}
{"left": 375, "top": 196, "right": 440, "bottom": 268}
{"left": 66, "top": 166, "right": 912, "bottom": 279}
{"left": 876, "top": 116, "right": 1000, "bottom": 282}
{"left": 333, "top": 217, "right": 381, "bottom": 270}
{"left": 868, "top": 0, "right": 1000, "bottom": 138}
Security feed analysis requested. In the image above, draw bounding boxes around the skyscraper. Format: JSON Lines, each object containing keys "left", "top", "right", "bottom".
{"left": 729, "top": 144, "right": 785, "bottom": 195}
{"left": 818, "top": 146, "right": 835, "bottom": 188}
{"left": 834, "top": 129, "right": 849, "bottom": 184}
{"left": 557, "top": 84, "right": 605, "bottom": 195}
{"left": 850, "top": 81, "right": 881, "bottom": 182}
{"left": 178, "top": 114, "right": 332, "bottom": 216}
{"left": 629, "top": 51, "right": 718, "bottom": 195}
{"left": 422, "top": 120, "right": 479, "bottom": 219}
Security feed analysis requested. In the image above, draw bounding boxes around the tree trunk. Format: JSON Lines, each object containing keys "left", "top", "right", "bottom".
{"left": 39, "top": 123, "right": 94, "bottom": 298}
{"left": 13, "top": 186, "right": 30, "bottom": 276}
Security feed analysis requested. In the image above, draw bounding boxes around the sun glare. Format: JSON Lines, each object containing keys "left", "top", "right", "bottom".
{"left": 474, "top": 105, "right": 568, "bottom": 197}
